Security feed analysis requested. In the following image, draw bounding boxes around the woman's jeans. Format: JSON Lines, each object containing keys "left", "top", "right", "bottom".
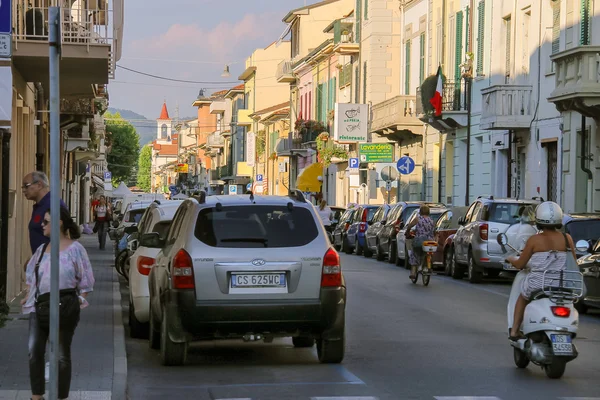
{"left": 97, "top": 221, "right": 107, "bottom": 249}
{"left": 28, "top": 312, "right": 79, "bottom": 399}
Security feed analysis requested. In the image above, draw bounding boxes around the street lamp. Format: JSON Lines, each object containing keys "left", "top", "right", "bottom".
{"left": 460, "top": 52, "right": 474, "bottom": 206}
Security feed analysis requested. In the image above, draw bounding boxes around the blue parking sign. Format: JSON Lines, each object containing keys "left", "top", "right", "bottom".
{"left": 349, "top": 157, "right": 359, "bottom": 169}
{"left": 103, "top": 171, "right": 112, "bottom": 181}
{"left": 0, "top": 0, "right": 11, "bottom": 34}
{"left": 256, "top": 174, "right": 263, "bottom": 182}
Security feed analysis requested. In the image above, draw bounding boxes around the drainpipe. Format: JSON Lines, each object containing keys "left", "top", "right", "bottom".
{"left": 438, "top": 132, "right": 443, "bottom": 203}
{"left": 581, "top": 115, "right": 593, "bottom": 212}
{"left": 0, "top": 129, "right": 11, "bottom": 303}
{"left": 35, "top": 83, "right": 45, "bottom": 171}
{"left": 507, "top": 130, "right": 512, "bottom": 197}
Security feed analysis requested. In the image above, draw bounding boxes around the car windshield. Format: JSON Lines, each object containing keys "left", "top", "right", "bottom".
{"left": 126, "top": 209, "right": 146, "bottom": 223}
{"left": 565, "top": 220, "right": 600, "bottom": 246}
{"left": 366, "top": 207, "right": 378, "bottom": 222}
{"left": 194, "top": 205, "right": 319, "bottom": 248}
{"left": 483, "top": 203, "right": 537, "bottom": 225}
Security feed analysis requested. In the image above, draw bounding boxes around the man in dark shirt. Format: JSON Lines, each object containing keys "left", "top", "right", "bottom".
{"left": 22, "top": 171, "right": 67, "bottom": 253}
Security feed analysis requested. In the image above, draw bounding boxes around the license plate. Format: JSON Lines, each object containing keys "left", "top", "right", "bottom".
{"left": 231, "top": 273, "right": 286, "bottom": 288}
{"left": 551, "top": 334, "right": 573, "bottom": 355}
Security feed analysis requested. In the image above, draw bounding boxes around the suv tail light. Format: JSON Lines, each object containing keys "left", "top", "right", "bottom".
{"left": 321, "top": 248, "right": 342, "bottom": 287}
{"left": 359, "top": 222, "right": 367, "bottom": 232}
{"left": 137, "top": 256, "right": 155, "bottom": 276}
{"left": 551, "top": 306, "right": 571, "bottom": 318}
{"left": 479, "top": 223, "right": 489, "bottom": 240}
{"left": 344, "top": 222, "right": 351, "bottom": 231}
{"left": 394, "top": 219, "right": 402, "bottom": 234}
{"left": 172, "top": 249, "right": 195, "bottom": 289}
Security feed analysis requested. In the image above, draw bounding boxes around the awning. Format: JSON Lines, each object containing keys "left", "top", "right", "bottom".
{"left": 296, "top": 162, "right": 323, "bottom": 192}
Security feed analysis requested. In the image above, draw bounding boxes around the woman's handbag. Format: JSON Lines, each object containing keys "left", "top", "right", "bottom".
{"left": 34, "top": 244, "right": 81, "bottom": 330}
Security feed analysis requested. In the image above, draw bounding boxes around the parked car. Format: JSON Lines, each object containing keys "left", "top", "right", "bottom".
{"left": 364, "top": 204, "right": 391, "bottom": 258}
{"left": 450, "top": 196, "right": 541, "bottom": 283}
{"left": 143, "top": 191, "right": 346, "bottom": 366}
{"left": 562, "top": 213, "right": 600, "bottom": 258}
{"left": 127, "top": 200, "right": 183, "bottom": 338}
{"left": 575, "top": 238, "right": 600, "bottom": 313}
{"left": 375, "top": 201, "right": 446, "bottom": 264}
{"left": 396, "top": 206, "right": 447, "bottom": 267}
{"left": 332, "top": 208, "right": 357, "bottom": 251}
{"left": 432, "top": 206, "right": 469, "bottom": 274}
{"left": 345, "top": 204, "right": 381, "bottom": 255}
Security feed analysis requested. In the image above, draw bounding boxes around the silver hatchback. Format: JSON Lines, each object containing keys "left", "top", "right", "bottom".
{"left": 142, "top": 191, "right": 346, "bottom": 366}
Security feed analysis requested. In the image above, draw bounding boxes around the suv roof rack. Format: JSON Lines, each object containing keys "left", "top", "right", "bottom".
{"left": 288, "top": 189, "right": 306, "bottom": 203}
{"left": 191, "top": 190, "right": 207, "bottom": 204}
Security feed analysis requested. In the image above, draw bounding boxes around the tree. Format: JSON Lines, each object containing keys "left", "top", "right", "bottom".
{"left": 104, "top": 111, "right": 140, "bottom": 186}
{"left": 137, "top": 145, "right": 152, "bottom": 192}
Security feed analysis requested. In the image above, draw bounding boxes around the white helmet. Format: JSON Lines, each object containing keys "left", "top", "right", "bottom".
{"left": 535, "top": 201, "right": 563, "bottom": 226}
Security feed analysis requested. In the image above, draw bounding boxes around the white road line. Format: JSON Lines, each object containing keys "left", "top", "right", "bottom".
{"left": 311, "top": 397, "right": 379, "bottom": 400}
{"left": 434, "top": 397, "right": 502, "bottom": 400}
{"left": 0, "top": 391, "right": 112, "bottom": 400}
{"left": 558, "top": 398, "right": 600, "bottom": 400}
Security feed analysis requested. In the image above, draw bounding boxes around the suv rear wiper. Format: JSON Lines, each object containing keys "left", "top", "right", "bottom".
{"left": 220, "top": 238, "right": 268, "bottom": 247}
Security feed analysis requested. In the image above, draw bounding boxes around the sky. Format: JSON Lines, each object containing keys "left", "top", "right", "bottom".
{"left": 108, "top": 0, "right": 307, "bottom": 122}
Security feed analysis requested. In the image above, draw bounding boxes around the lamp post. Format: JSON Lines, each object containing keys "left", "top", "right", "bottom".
{"left": 460, "top": 53, "right": 474, "bottom": 206}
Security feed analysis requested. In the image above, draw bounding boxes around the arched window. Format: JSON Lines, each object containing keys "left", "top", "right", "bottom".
{"left": 161, "top": 124, "right": 168, "bottom": 139}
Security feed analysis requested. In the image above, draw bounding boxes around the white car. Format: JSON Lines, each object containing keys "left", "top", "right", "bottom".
{"left": 128, "top": 200, "right": 183, "bottom": 338}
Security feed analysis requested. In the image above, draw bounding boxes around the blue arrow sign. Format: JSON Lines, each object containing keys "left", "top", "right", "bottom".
{"left": 348, "top": 157, "right": 359, "bottom": 169}
{"left": 246, "top": 183, "right": 252, "bottom": 191}
{"left": 397, "top": 156, "right": 415, "bottom": 175}
{"left": 0, "top": 0, "right": 12, "bottom": 34}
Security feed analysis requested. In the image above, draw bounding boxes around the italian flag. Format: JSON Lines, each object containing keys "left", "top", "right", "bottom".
{"left": 429, "top": 66, "right": 443, "bottom": 116}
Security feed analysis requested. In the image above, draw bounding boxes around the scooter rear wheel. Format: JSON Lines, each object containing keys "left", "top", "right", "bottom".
{"left": 513, "top": 347, "right": 529, "bottom": 369}
{"left": 544, "top": 358, "right": 567, "bottom": 379}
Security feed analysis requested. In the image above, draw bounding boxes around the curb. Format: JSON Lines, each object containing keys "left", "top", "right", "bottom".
{"left": 112, "top": 267, "right": 128, "bottom": 400}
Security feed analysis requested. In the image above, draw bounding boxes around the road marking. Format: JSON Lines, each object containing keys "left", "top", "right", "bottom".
{"left": 311, "top": 397, "right": 379, "bottom": 400}
{"left": 558, "top": 398, "right": 600, "bottom": 400}
{"left": 435, "top": 397, "right": 502, "bottom": 400}
{"left": 0, "top": 391, "right": 112, "bottom": 400}
{"left": 333, "top": 365, "right": 366, "bottom": 384}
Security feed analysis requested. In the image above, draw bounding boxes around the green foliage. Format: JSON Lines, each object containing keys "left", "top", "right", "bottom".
{"left": 104, "top": 111, "right": 140, "bottom": 186}
{"left": 256, "top": 130, "right": 266, "bottom": 160}
{"left": 137, "top": 145, "right": 152, "bottom": 192}
{"left": 316, "top": 133, "right": 348, "bottom": 167}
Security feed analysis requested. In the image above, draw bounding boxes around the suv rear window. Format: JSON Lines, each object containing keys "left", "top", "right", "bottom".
{"left": 565, "top": 220, "right": 600, "bottom": 245}
{"left": 125, "top": 209, "right": 146, "bottom": 223}
{"left": 483, "top": 203, "right": 536, "bottom": 224}
{"left": 194, "top": 205, "right": 319, "bottom": 248}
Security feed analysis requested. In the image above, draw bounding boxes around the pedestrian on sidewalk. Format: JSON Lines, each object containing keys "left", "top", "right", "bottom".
{"left": 92, "top": 195, "right": 111, "bottom": 250}
{"left": 23, "top": 206, "right": 95, "bottom": 400}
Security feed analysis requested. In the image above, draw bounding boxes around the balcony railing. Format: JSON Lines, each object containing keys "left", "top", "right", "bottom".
{"left": 218, "top": 165, "right": 232, "bottom": 178}
{"left": 416, "top": 80, "right": 468, "bottom": 116}
{"left": 480, "top": 85, "right": 533, "bottom": 130}
{"left": 371, "top": 95, "right": 421, "bottom": 133}
{"left": 207, "top": 132, "right": 225, "bottom": 147}
{"left": 276, "top": 137, "right": 304, "bottom": 154}
{"left": 276, "top": 60, "right": 295, "bottom": 83}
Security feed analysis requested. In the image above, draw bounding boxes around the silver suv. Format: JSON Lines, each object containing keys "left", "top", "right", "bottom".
{"left": 451, "top": 196, "right": 541, "bottom": 283}
{"left": 141, "top": 191, "right": 346, "bottom": 366}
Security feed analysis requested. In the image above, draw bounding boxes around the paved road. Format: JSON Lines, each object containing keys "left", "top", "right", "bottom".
{"left": 120, "top": 253, "right": 600, "bottom": 400}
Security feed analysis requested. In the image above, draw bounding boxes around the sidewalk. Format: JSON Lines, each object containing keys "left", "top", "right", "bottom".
{"left": 0, "top": 235, "right": 127, "bottom": 400}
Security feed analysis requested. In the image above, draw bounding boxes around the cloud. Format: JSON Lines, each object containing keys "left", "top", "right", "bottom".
{"left": 130, "top": 12, "right": 284, "bottom": 62}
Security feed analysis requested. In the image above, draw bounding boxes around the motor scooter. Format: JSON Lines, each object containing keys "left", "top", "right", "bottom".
{"left": 497, "top": 231, "right": 584, "bottom": 379}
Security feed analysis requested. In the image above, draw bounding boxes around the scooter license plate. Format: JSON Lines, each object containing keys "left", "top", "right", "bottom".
{"left": 551, "top": 334, "right": 573, "bottom": 355}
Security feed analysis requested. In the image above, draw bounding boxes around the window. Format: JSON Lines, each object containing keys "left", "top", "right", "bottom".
{"left": 483, "top": 202, "right": 536, "bottom": 224}
{"left": 419, "top": 33, "right": 425, "bottom": 84}
{"left": 580, "top": 0, "right": 590, "bottom": 45}
{"left": 161, "top": 124, "right": 167, "bottom": 139}
{"left": 436, "top": 22, "right": 443, "bottom": 68}
{"left": 151, "top": 220, "right": 172, "bottom": 239}
{"left": 363, "top": 61, "right": 368, "bottom": 103}
{"left": 505, "top": 16, "right": 512, "bottom": 80}
{"left": 291, "top": 22, "right": 300, "bottom": 58}
{"left": 552, "top": 0, "right": 561, "bottom": 54}
{"left": 465, "top": 6, "right": 470, "bottom": 52}
{"left": 455, "top": 11, "right": 464, "bottom": 83}
{"left": 405, "top": 40, "right": 411, "bottom": 94}
{"left": 364, "top": 0, "right": 368, "bottom": 19}
{"left": 356, "top": 0, "right": 362, "bottom": 41}
{"left": 194, "top": 205, "right": 319, "bottom": 248}
{"left": 355, "top": 65, "right": 360, "bottom": 103}
{"left": 564, "top": 220, "right": 600, "bottom": 244}
{"left": 476, "top": 1, "right": 485, "bottom": 75}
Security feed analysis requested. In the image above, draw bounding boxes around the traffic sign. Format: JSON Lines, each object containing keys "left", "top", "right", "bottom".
{"left": 103, "top": 171, "right": 112, "bottom": 181}
{"left": 246, "top": 183, "right": 252, "bottom": 191}
{"left": 229, "top": 185, "right": 237, "bottom": 195}
{"left": 348, "top": 157, "right": 359, "bottom": 170}
{"left": 397, "top": 156, "right": 415, "bottom": 175}
{"left": 256, "top": 174, "right": 263, "bottom": 182}
{"left": 0, "top": 0, "right": 11, "bottom": 34}
{"left": 381, "top": 165, "right": 398, "bottom": 181}
{"left": 385, "top": 181, "right": 392, "bottom": 191}
{"left": 0, "top": 34, "right": 10, "bottom": 58}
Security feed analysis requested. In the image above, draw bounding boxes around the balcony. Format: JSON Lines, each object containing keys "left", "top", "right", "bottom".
{"left": 276, "top": 60, "right": 295, "bottom": 83}
{"left": 548, "top": 46, "right": 600, "bottom": 117}
{"left": 207, "top": 132, "right": 225, "bottom": 148}
{"left": 480, "top": 85, "right": 533, "bottom": 130}
{"left": 416, "top": 80, "right": 468, "bottom": 131}
{"left": 237, "top": 109, "right": 252, "bottom": 126}
{"left": 11, "top": 1, "right": 122, "bottom": 97}
{"left": 332, "top": 18, "right": 359, "bottom": 55}
{"left": 371, "top": 95, "right": 423, "bottom": 137}
{"left": 210, "top": 99, "right": 227, "bottom": 114}
{"left": 275, "top": 137, "right": 307, "bottom": 157}
{"left": 218, "top": 165, "right": 232, "bottom": 178}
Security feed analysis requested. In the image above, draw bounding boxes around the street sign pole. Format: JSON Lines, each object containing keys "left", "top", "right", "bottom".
{"left": 48, "top": 7, "right": 61, "bottom": 400}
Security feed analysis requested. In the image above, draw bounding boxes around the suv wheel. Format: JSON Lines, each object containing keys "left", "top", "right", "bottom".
{"left": 129, "top": 297, "right": 149, "bottom": 339}
{"left": 148, "top": 302, "right": 160, "bottom": 350}
{"left": 160, "top": 304, "right": 188, "bottom": 366}
{"left": 363, "top": 243, "right": 373, "bottom": 258}
{"left": 293, "top": 336, "right": 315, "bottom": 348}
{"left": 388, "top": 242, "right": 397, "bottom": 264}
{"left": 375, "top": 240, "right": 385, "bottom": 261}
{"left": 444, "top": 247, "right": 452, "bottom": 276}
{"left": 450, "top": 248, "right": 464, "bottom": 279}
{"left": 467, "top": 252, "right": 483, "bottom": 284}
{"left": 342, "top": 236, "right": 352, "bottom": 254}
{"left": 317, "top": 331, "right": 345, "bottom": 363}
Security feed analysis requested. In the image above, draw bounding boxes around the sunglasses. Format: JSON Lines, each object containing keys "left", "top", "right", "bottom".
{"left": 41, "top": 219, "right": 50, "bottom": 226}
{"left": 21, "top": 181, "right": 38, "bottom": 189}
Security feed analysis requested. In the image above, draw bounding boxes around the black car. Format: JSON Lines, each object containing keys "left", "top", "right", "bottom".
{"left": 575, "top": 238, "right": 600, "bottom": 313}
{"left": 562, "top": 213, "right": 600, "bottom": 258}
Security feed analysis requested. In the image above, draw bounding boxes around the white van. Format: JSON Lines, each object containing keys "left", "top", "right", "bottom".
{"left": 114, "top": 193, "right": 166, "bottom": 218}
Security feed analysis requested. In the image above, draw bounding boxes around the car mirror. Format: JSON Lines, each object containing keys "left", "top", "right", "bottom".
{"left": 575, "top": 240, "right": 590, "bottom": 253}
{"left": 139, "top": 233, "right": 165, "bottom": 249}
{"left": 497, "top": 233, "right": 508, "bottom": 246}
{"left": 458, "top": 217, "right": 465, "bottom": 226}
{"left": 124, "top": 225, "right": 138, "bottom": 234}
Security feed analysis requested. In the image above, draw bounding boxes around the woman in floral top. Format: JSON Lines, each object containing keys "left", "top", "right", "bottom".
{"left": 405, "top": 205, "right": 435, "bottom": 280}
{"left": 24, "top": 206, "right": 95, "bottom": 400}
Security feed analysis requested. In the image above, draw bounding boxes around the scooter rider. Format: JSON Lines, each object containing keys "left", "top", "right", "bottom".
{"left": 505, "top": 201, "right": 577, "bottom": 341}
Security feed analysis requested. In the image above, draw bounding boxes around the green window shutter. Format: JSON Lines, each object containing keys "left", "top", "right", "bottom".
{"left": 505, "top": 17, "right": 511, "bottom": 78}
{"left": 405, "top": 40, "right": 411, "bottom": 95}
{"left": 552, "top": 0, "right": 561, "bottom": 54}
{"left": 332, "top": 77, "right": 337, "bottom": 106}
{"left": 270, "top": 131, "right": 278, "bottom": 153}
{"left": 580, "top": 0, "right": 590, "bottom": 45}
{"left": 328, "top": 79, "right": 334, "bottom": 111}
{"left": 465, "top": 6, "right": 470, "bottom": 53}
{"left": 355, "top": 66, "right": 360, "bottom": 103}
{"left": 356, "top": 0, "right": 362, "bottom": 42}
{"left": 316, "top": 84, "right": 323, "bottom": 123}
{"left": 364, "top": 0, "right": 368, "bottom": 20}
{"left": 476, "top": 1, "right": 485, "bottom": 74}
{"left": 419, "top": 33, "right": 425, "bottom": 84}
{"left": 363, "top": 62, "right": 367, "bottom": 103}
{"left": 455, "top": 11, "right": 464, "bottom": 83}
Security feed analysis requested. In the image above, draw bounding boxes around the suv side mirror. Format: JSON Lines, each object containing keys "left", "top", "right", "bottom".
{"left": 458, "top": 217, "right": 465, "bottom": 226}
{"left": 124, "top": 225, "right": 138, "bottom": 234}
{"left": 576, "top": 240, "right": 590, "bottom": 253}
{"left": 139, "top": 233, "right": 165, "bottom": 249}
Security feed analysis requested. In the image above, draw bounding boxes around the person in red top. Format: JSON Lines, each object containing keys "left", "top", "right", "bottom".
{"left": 92, "top": 195, "right": 111, "bottom": 250}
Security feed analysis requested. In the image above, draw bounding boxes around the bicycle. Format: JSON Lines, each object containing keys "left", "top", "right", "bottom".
{"left": 410, "top": 240, "right": 438, "bottom": 286}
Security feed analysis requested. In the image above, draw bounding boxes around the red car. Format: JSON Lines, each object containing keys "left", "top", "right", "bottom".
{"left": 433, "top": 207, "right": 469, "bottom": 274}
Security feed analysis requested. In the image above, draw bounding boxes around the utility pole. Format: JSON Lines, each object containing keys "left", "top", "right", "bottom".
{"left": 48, "top": 6, "right": 61, "bottom": 400}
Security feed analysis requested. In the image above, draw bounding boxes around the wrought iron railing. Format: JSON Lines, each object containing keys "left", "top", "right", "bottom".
{"left": 416, "top": 79, "right": 468, "bottom": 115}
